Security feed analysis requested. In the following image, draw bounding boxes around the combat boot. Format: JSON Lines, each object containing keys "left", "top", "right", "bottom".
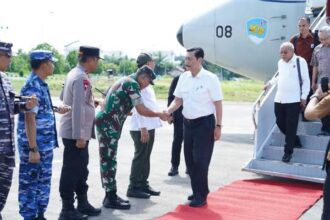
{"left": 103, "top": 191, "right": 131, "bottom": 210}
{"left": 77, "top": 195, "right": 101, "bottom": 216}
{"left": 58, "top": 199, "right": 88, "bottom": 220}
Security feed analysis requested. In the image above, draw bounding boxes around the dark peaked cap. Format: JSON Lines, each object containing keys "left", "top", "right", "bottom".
{"left": 79, "top": 46, "right": 103, "bottom": 59}
{"left": 0, "top": 41, "right": 13, "bottom": 56}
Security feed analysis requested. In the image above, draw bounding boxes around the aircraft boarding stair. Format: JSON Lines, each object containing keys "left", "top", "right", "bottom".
{"left": 242, "top": 8, "right": 329, "bottom": 183}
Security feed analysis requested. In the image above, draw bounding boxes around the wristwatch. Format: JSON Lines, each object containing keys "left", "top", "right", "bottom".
{"left": 216, "top": 124, "right": 223, "bottom": 128}
{"left": 29, "top": 146, "right": 39, "bottom": 153}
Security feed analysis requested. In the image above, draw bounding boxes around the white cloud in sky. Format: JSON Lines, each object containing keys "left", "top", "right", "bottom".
{"left": 0, "top": 0, "right": 219, "bottom": 57}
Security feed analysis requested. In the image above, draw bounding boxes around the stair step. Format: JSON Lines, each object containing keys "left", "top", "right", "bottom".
{"left": 262, "top": 145, "right": 325, "bottom": 165}
{"left": 243, "top": 159, "right": 325, "bottom": 183}
{"left": 271, "top": 132, "right": 329, "bottom": 150}
{"left": 274, "top": 121, "right": 322, "bottom": 136}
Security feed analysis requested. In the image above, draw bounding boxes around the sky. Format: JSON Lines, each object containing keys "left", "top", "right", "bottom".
{"left": 0, "top": 0, "right": 219, "bottom": 57}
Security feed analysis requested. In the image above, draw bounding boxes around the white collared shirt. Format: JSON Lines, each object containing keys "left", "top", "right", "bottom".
{"left": 272, "top": 55, "right": 310, "bottom": 103}
{"left": 130, "top": 85, "right": 162, "bottom": 131}
{"left": 174, "top": 68, "right": 223, "bottom": 119}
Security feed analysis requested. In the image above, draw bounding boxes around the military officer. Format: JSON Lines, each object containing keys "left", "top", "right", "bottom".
{"left": 58, "top": 46, "right": 102, "bottom": 220}
{"left": 0, "top": 41, "right": 37, "bottom": 220}
{"left": 96, "top": 65, "right": 168, "bottom": 210}
{"left": 17, "top": 50, "right": 70, "bottom": 220}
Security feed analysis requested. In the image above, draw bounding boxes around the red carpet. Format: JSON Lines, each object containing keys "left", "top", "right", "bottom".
{"left": 157, "top": 179, "right": 323, "bottom": 220}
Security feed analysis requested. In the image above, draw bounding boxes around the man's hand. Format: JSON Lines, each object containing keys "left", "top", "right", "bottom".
{"left": 159, "top": 111, "right": 170, "bottom": 121}
{"left": 29, "top": 151, "right": 40, "bottom": 163}
{"left": 140, "top": 128, "right": 149, "bottom": 143}
{"left": 312, "top": 83, "right": 318, "bottom": 92}
{"left": 167, "top": 115, "right": 173, "bottom": 124}
{"left": 263, "top": 82, "right": 270, "bottom": 91}
{"left": 55, "top": 105, "right": 71, "bottom": 114}
{"left": 76, "top": 139, "right": 86, "bottom": 149}
{"left": 300, "top": 99, "right": 306, "bottom": 108}
{"left": 214, "top": 126, "right": 221, "bottom": 141}
{"left": 25, "top": 94, "right": 38, "bottom": 110}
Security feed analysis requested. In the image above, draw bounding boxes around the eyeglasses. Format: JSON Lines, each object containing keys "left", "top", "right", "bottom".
{"left": 280, "top": 51, "right": 289, "bottom": 54}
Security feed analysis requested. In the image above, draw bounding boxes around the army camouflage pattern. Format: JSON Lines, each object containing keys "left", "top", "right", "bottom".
{"left": 0, "top": 71, "right": 24, "bottom": 213}
{"left": 18, "top": 149, "right": 53, "bottom": 219}
{"left": 17, "top": 72, "right": 58, "bottom": 151}
{"left": 96, "top": 75, "right": 143, "bottom": 192}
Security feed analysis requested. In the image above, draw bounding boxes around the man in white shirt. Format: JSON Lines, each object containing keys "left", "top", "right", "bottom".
{"left": 167, "top": 47, "right": 223, "bottom": 207}
{"left": 266, "top": 42, "right": 310, "bottom": 163}
{"left": 127, "top": 53, "right": 162, "bottom": 199}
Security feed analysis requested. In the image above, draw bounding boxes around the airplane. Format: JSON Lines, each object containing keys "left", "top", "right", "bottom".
{"left": 176, "top": 0, "right": 326, "bottom": 82}
{"left": 176, "top": 0, "right": 329, "bottom": 183}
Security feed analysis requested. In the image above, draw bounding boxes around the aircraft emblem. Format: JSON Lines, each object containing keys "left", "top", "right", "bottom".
{"left": 246, "top": 18, "right": 268, "bottom": 45}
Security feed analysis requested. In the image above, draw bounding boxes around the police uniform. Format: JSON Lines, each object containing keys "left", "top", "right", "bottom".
{"left": 0, "top": 42, "right": 28, "bottom": 218}
{"left": 17, "top": 50, "right": 58, "bottom": 220}
{"left": 58, "top": 46, "right": 101, "bottom": 219}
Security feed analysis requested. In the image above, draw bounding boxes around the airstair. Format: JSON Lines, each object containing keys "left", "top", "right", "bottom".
{"left": 242, "top": 8, "right": 328, "bottom": 183}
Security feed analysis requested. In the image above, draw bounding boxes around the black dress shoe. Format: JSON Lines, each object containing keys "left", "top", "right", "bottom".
{"left": 103, "top": 192, "right": 131, "bottom": 210}
{"left": 282, "top": 153, "right": 292, "bottom": 163}
{"left": 127, "top": 188, "right": 150, "bottom": 199}
{"left": 189, "top": 198, "right": 207, "bottom": 207}
{"left": 142, "top": 186, "right": 160, "bottom": 196}
{"left": 187, "top": 194, "right": 194, "bottom": 201}
{"left": 294, "top": 137, "right": 302, "bottom": 148}
{"left": 168, "top": 167, "right": 178, "bottom": 176}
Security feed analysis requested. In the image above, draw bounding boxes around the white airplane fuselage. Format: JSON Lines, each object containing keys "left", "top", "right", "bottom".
{"left": 177, "top": 0, "right": 308, "bottom": 81}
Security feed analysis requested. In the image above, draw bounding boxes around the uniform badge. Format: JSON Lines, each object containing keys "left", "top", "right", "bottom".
{"left": 83, "top": 80, "right": 89, "bottom": 90}
{"left": 246, "top": 17, "right": 268, "bottom": 45}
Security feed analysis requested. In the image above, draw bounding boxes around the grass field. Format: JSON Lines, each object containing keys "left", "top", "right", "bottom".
{"left": 10, "top": 74, "right": 263, "bottom": 102}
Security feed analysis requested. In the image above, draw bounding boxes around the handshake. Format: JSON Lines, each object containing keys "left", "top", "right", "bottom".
{"left": 158, "top": 110, "right": 171, "bottom": 121}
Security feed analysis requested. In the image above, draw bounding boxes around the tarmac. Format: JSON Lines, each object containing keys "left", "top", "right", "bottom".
{"left": 2, "top": 100, "right": 323, "bottom": 220}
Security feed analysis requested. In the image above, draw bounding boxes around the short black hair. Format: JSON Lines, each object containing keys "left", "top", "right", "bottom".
{"left": 299, "top": 16, "right": 310, "bottom": 25}
{"left": 30, "top": 59, "right": 49, "bottom": 70}
{"left": 187, "top": 47, "right": 204, "bottom": 59}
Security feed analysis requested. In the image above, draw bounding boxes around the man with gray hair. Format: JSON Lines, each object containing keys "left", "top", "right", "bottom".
{"left": 311, "top": 26, "right": 330, "bottom": 136}
{"left": 265, "top": 42, "right": 310, "bottom": 162}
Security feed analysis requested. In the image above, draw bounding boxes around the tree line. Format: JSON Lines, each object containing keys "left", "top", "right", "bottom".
{"left": 9, "top": 42, "right": 239, "bottom": 80}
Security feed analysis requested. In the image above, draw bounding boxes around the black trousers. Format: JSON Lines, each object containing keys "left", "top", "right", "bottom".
{"left": 323, "top": 167, "right": 330, "bottom": 220}
{"left": 129, "top": 129, "right": 155, "bottom": 188}
{"left": 184, "top": 114, "right": 215, "bottom": 200}
{"left": 321, "top": 115, "right": 330, "bottom": 133}
{"left": 59, "top": 138, "right": 89, "bottom": 200}
{"left": 274, "top": 102, "right": 301, "bottom": 155}
{"left": 171, "top": 111, "right": 184, "bottom": 168}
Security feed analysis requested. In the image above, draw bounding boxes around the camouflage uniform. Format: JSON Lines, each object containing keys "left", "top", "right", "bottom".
{"left": 17, "top": 72, "right": 58, "bottom": 219}
{"left": 95, "top": 76, "right": 143, "bottom": 192}
{"left": 0, "top": 71, "right": 27, "bottom": 214}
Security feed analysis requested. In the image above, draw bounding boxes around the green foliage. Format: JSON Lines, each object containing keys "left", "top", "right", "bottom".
{"left": 152, "top": 51, "right": 175, "bottom": 75}
{"left": 9, "top": 49, "right": 29, "bottom": 76}
{"left": 118, "top": 57, "right": 136, "bottom": 75}
{"left": 65, "top": 50, "right": 78, "bottom": 72}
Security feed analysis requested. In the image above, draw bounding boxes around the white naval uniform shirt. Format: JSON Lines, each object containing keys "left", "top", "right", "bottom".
{"left": 271, "top": 55, "right": 310, "bottom": 104}
{"left": 130, "top": 85, "right": 162, "bottom": 131}
{"left": 174, "top": 68, "right": 223, "bottom": 119}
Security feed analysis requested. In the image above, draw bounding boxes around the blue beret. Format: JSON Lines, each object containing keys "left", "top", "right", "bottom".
{"left": 0, "top": 41, "right": 13, "bottom": 56}
{"left": 30, "top": 50, "right": 57, "bottom": 62}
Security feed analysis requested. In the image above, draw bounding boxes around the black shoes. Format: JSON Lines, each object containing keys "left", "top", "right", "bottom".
{"left": 189, "top": 198, "right": 207, "bottom": 207}
{"left": 103, "top": 191, "right": 131, "bottom": 210}
{"left": 168, "top": 167, "right": 179, "bottom": 176}
{"left": 294, "top": 138, "right": 302, "bottom": 148}
{"left": 58, "top": 199, "right": 88, "bottom": 220}
{"left": 142, "top": 186, "right": 160, "bottom": 196}
{"left": 187, "top": 194, "right": 194, "bottom": 201}
{"left": 282, "top": 153, "right": 292, "bottom": 163}
{"left": 127, "top": 187, "right": 150, "bottom": 199}
{"left": 77, "top": 195, "right": 101, "bottom": 216}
